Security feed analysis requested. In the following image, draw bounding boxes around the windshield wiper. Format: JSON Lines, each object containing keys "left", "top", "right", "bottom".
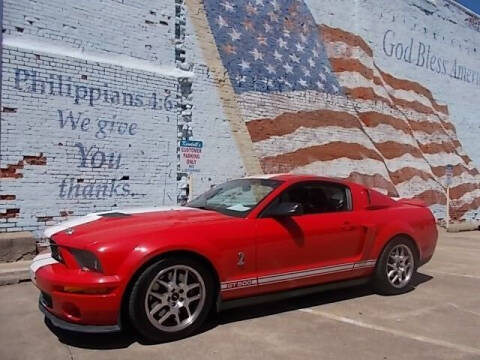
{"left": 190, "top": 205, "right": 216, "bottom": 212}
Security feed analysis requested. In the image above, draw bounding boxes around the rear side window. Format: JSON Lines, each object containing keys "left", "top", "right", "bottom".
{"left": 268, "top": 181, "right": 352, "bottom": 215}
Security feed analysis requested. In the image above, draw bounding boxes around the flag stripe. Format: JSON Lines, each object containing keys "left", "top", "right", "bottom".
{"left": 260, "top": 142, "right": 384, "bottom": 173}
{"left": 200, "top": 1, "right": 480, "bottom": 220}
{"left": 246, "top": 110, "right": 360, "bottom": 142}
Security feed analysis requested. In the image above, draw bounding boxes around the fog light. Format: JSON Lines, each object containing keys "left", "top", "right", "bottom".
{"left": 63, "top": 286, "right": 110, "bottom": 294}
{"left": 62, "top": 302, "right": 81, "bottom": 319}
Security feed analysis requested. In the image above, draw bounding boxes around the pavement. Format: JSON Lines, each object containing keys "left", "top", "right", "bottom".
{"left": 0, "top": 227, "right": 479, "bottom": 360}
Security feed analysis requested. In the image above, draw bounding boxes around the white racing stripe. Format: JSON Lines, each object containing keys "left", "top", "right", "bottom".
{"left": 44, "top": 206, "right": 195, "bottom": 238}
{"left": 221, "top": 260, "right": 376, "bottom": 291}
{"left": 258, "top": 263, "right": 355, "bottom": 285}
{"left": 29, "top": 252, "right": 58, "bottom": 284}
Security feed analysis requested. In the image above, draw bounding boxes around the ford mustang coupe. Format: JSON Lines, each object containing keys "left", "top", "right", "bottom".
{"left": 30, "top": 174, "right": 437, "bottom": 341}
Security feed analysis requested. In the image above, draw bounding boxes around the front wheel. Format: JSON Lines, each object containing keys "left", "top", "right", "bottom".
{"left": 372, "top": 237, "right": 418, "bottom": 295}
{"left": 128, "top": 256, "right": 215, "bottom": 342}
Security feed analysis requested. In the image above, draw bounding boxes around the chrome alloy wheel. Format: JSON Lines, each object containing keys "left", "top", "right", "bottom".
{"left": 145, "top": 265, "right": 206, "bottom": 332}
{"left": 386, "top": 244, "right": 414, "bottom": 288}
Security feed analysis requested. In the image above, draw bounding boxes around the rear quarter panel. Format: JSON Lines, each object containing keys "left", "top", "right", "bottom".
{"left": 361, "top": 205, "right": 437, "bottom": 264}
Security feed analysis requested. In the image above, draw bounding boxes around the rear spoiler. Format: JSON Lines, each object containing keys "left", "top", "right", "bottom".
{"left": 394, "top": 198, "right": 427, "bottom": 207}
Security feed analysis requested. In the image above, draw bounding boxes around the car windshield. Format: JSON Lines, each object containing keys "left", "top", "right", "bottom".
{"left": 187, "top": 178, "right": 282, "bottom": 217}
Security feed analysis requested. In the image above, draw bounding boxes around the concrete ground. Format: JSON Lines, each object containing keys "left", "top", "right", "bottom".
{"left": 0, "top": 228, "right": 479, "bottom": 360}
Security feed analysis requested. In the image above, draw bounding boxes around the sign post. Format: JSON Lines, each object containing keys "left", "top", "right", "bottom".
{"left": 445, "top": 164, "right": 453, "bottom": 231}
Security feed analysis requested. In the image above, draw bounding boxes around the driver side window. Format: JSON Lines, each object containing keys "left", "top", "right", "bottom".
{"left": 271, "top": 181, "right": 352, "bottom": 215}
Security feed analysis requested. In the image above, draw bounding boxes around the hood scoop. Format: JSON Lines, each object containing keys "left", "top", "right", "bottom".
{"left": 98, "top": 212, "right": 132, "bottom": 218}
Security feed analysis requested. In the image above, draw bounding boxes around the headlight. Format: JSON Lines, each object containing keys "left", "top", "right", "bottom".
{"left": 70, "top": 249, "right": 103, "bottom": 272}
{"left": 49, "top": 239, "right": 63, "bottom": 263}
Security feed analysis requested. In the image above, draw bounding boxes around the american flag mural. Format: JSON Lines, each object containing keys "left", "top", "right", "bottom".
{"left": 195, "top": 0, "right": 480, "bottom": 220}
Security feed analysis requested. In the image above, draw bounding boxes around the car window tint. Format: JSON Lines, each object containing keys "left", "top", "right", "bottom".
{"left": 276, "top": 182, "right": 351, "bottom": 215}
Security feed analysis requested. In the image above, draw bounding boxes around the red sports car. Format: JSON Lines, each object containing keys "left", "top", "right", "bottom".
{"left": 30, "top": 174, "right": 437, "bottom": 341}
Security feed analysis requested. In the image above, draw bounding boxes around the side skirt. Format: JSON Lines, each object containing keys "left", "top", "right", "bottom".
{"left": 218, "top": 277, "right": 370, "bottom": 311}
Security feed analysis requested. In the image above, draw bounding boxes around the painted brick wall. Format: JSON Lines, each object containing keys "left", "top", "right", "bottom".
{"left": 1, "top": 0, "right": 480, "bottom": 235}
{"left": 0, "top": 0, "right": 183, "bottom": 233}
{"left": 183, "top": 0, "right": 480, "bottom": 221}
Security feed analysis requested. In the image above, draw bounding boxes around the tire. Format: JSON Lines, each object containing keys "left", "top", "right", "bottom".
{"left": 372, "top": 236, "right": 418, "bottom": 295}
{"left": 128, "top": 256, "right": 215, "bottom": 342}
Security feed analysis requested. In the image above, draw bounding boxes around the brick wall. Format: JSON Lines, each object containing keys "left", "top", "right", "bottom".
{"left": 1, "top": 0, "right": 479, "bottom": 234}
{"left": 0, "top": 0, "right": 182, "bottom": 233}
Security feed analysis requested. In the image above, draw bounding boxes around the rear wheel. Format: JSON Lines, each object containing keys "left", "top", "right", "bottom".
{"left": 128, "top": 256, "right": 215, "bottom": 342}
{"left": 372, "top": 237, "right": 418, "bottom": 295}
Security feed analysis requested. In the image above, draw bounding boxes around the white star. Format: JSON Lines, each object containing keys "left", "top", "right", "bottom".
{"left": 239, "top": 59, "right": 250, "bottom": 71}
{"left": 319, "top": 73, "right": 326, "bottom": 81}
{"left": 272, "top": 0, "right": 280, "bottom": 11}
{"left": 265, "top": 64, "right": 276, "bottom": 74}
{"left": 283, "top": 29, "right": 291, "bottom": 38}
{"left": 316, "top": 81, "right": 325, "bottom": 89}
{"left": 277, "top": 38, "right": 287, "bottom": 49}
{"left": 289, "top": 53, "right": 300, "bottom": 63}
{"left": 273, "top": 49, "right": 283, "bottom": 61}
{"left": 268, "top": 11, "right": 279, "bottom": 22}
{"left": 265, "top": 23, "right": 272, "bottom": 33}
{"left": 257, "top": 35, "right": 267, "bottom": 46}
{"left": 229, "top": 28, "right": 241, "bottom": 42}
{"left": 299, "top": 79, "right": 308, "bottom": 87}
{"left": 284, "top": 79, "right": 292, "bottom": 88}
{"left": 246, "top": 2, "right": 257, "bottom": 15}
{"left": 302, "top": 66, "right": 311, "bottom": 77}
{"left": 312, "top": 47, "right": 319, "bottom": 58}
{"left": 255, "top": 0, "right": 264, "bottom": 6}
{"left": 250, "top": 48, "right": 264, "bottom": 61}
{"left": 300, "top": 33, "right": 307, "bottom": 43}
{"left": 308, "top": 57, "right": 315, "bottom": 67}
{"left": 332, "top": 85, "right": 339, "bottom": 93}
{"left": 283, "top": 63, "right": 293, "bottom": 74}
{"left": 323, "top": 65, "right": 331, "bottom": 73}
{"left": 221, "top": 1, "right": 234, "bottom": 12}
{"left": 217, "top": 15, "right": 227, "bottom": 28}
{"left": 295, "top": 43, "right": 305, "bottom": 53}
{"left": 236, "top": 74, "right": 247, "bottom": 83}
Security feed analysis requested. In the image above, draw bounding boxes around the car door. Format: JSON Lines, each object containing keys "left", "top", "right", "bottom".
{"left": 254, "top": 181, "right": 367, "bottom": 293}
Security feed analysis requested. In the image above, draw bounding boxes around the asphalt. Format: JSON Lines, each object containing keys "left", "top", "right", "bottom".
{"left": 0, "top": 227, "right": 479, "bottom": 360}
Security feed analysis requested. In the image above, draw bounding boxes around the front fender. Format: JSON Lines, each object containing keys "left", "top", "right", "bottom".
{"left": 113, "top": 233, "right": 223, "bottom": 297}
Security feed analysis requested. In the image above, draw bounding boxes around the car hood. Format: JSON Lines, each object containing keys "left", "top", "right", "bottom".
{"left": 46, "top": 206, "right": 230, "bottom": 247}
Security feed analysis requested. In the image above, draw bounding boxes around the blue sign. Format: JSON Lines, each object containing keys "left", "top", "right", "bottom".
{"left": 180, "top": 140, "right": 203, "bottom": 148}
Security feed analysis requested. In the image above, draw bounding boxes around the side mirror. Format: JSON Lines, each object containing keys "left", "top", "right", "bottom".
{"left": 264, "top": 202, "right": 304, "bottom": 217}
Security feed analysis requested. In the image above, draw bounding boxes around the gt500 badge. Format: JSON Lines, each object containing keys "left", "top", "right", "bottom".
{"left": 221, "top": 278, "right": 258, "bottom": 291}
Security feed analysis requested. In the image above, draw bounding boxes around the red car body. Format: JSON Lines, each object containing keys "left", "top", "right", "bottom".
{"left": 31, "top": 174, "right": 437, "bottom": 332}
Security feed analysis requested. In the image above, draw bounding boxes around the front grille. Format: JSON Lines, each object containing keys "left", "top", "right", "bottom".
{"left": 49, "top": 239, "right": 63, "bottom": 263}
{"left": 40, "top": 291, "right": 53, "bottom": 308}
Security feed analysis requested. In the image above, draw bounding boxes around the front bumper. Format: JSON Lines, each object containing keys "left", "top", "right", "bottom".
{"left": 39, "top": 298, "right": 120, "bottom": 333}
{"left": 31, "top": 253, "right": 123, "bottom": 332}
